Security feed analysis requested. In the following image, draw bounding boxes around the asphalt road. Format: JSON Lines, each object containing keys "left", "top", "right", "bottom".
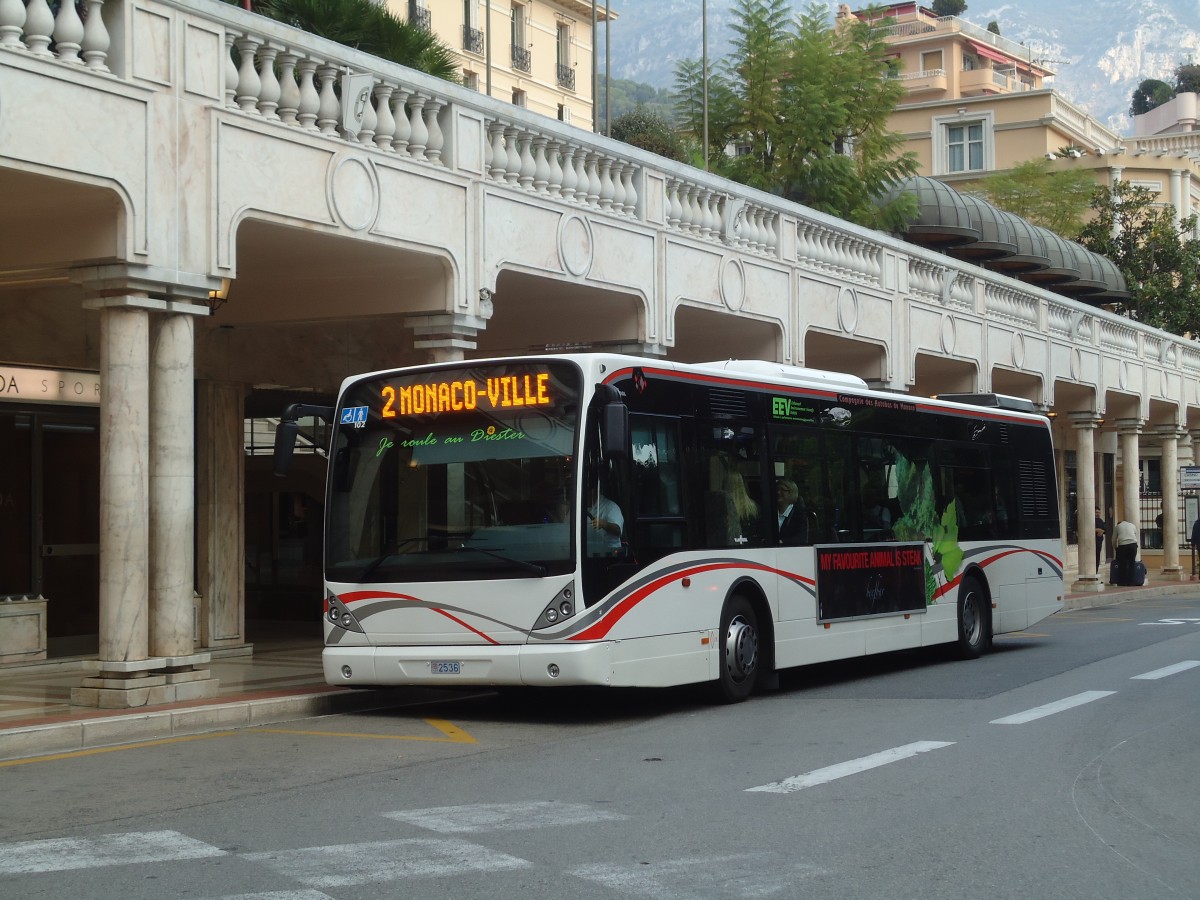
{"left": 4, "top": 594, "right": 1200, "bottom": 899}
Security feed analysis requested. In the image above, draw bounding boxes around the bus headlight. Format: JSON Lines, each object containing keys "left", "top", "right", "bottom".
{"left": 325, "top": 594, "right": 365, "bottom": 633}
{"left": 532, "top": 581, "right": 577, "bottom": 631}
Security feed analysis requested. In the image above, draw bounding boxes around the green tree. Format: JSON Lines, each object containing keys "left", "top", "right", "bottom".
{"left": 978, "top": 158, "right": 1094, "bottom": 237}
{"left": 931, "top": 0, "right": 967, "bottom": 17}
{"left": 676, "top": 1, "right": 917, "bottom": 229}
{"left": 232, "top": 0, "right": 459, "bottom": 79}
{"left": 671, "top": 58, "right": 740, "bottom": 168}
{"left": 1175, "top": 62, "right": 1200, "bottom": 94}
{"left": 723, "top": 0, "right": 793, "bottom": 189}
{"left": 610, "top": 107, "right": 685, "bottom": 162}
{"left": 1130, "top": 78, "right": 1174, "bottom": 116}
{"left": 986, "top": 21, "right": 1000, "bottom": 35}
{"left": 1078, "top": 181, "right": 1200, "bottom": 334}
{"left": 774, "top": 5, "right": 918, "bottom": 229}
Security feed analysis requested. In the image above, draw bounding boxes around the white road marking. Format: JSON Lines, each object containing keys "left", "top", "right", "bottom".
{"left": 1139, "top": 617, "right": 1200, "bottom": 626}
{"left": 1131, "top": 660, "right": 1200, "bottom": 680}
{"left": 0, "top": 830, "right": 225, "bottom": 875}
{"left": 210, "top": 893, "right": 333, "bottom": 900}
{"left": 990, "top": 690, "right": 1115, "bottom": 725}
{"left": 240, "top": 838, "right": 529, "bottom": 887}
{"left": 745, "top": 741, "right": 955, "bottom": 794}
{"left": 383, "top": 800, "right": 626, "bottom": 833}
{"left": 571, "top": 853, "right": 823, "bottom": 899}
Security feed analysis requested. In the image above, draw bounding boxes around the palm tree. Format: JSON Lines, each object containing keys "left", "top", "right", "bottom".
{"left": 233, "top": 0, "right": 460, "bottom": 81}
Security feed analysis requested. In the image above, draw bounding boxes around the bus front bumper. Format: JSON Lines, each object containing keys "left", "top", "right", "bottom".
{"left": 323, "top": 641, "right": 616, "bottom": 688}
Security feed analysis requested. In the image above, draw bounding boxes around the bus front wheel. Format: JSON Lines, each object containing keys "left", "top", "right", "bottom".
{"left": 714, "top": 594, "right": 759, "bottom": 703}
{"left": 956, "top": 575, "right": 991, "bottom": 659}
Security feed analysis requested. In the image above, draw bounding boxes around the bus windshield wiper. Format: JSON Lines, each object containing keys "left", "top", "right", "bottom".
{"left": 355, "top": 537, "right": 428, "bottom": 582}
{"left": 454, "top": 543, "right": 547, "bottom": 576}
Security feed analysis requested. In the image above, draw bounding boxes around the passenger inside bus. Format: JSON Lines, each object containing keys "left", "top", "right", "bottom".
{"left": 776, "top": 478, "right": 810, "bottom": 545}
{"left": 723, "top": 470, "right": 761, "bottom": 544}
{"left": 586, "top": 486, "right": 624, "bottom": 556}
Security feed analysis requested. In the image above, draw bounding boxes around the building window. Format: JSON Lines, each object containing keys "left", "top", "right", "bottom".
{"left": 933, "top": 111, "right": 993, "bottom": 176}
{"left": 511, "top": 4, "right": 531, "bottom": 73}
{"left": 408, "top": 0, "right": 431, "bottom": 33}
{"left": 947, "top": 121, "right": 984, "bottom": 172}
{"left": 557, "top": 22, "right": 575, "bottom": 90}
{"left": 462, "top": 0, "right": 483, "bottom": 54}
{"left": 558, "top": 104, "right": 572, "bottom": 123}
{"left": 463, "top": 69, "right": 479, "bottom": 92}
{"left": 512, "top": 88, "right": 527, "bottom": 108}
{"left": 921, "top": 49, "right": 943, "bottom": 74}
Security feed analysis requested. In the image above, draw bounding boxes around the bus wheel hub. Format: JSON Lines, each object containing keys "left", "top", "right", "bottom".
{"left": 725, "top": 616, "right": 757, "bottom": 679}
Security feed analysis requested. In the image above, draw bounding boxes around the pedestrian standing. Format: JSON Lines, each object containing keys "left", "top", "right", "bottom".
{"left": 1094, "top": 507, "right": 1105, "bottom": 572}
{"left": 1114, "top": 519, "right": 1139, "bottom": 585}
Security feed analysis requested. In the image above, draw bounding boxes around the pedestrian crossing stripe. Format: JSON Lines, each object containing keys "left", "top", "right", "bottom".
{"left": 384, "top": 801, "right": 627, "bottom": 833}
{"left": 0, "top": 830, "right": 225, "bottom": 875}
{"left": 240, "top": 838, "right": 529, "bottom": 887}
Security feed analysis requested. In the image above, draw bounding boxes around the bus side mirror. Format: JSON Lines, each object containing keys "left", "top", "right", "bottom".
{"left": 601, "top": 400, "right": 629, "bottom": 461}
{"left": 272, "top": 402, "right": 334, "bottom": 477}
{"left": 273, "top": 419, "right": 299, "bottom": 477}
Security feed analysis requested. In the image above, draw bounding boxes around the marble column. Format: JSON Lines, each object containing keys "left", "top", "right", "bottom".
{"left": 98, "top": 304, "right": 151, "bottom": 663}
{"left": 76, "top": 274, "right": 219, "bottom": 708}
{"left": 151, "top": 313, "right": 219, "bottom": 699}
{"left": 72, "top": 301, "right": 170, "bottom": 707}
{"left": 197, "top": 380, "right": 249, "bottom": 651}
{"left": 1158, "top": 425, "right": 1185, "bottom": 579}
{"left": 1071, "top": 412, "right": 1103, "bottom": 591}
{"left": 1115, "top": 420, "right": 1141, "bottom": 529}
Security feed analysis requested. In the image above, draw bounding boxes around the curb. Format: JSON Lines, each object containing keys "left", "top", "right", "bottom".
{"left": 0, "top": 687, "right": 395, "bottom": 764}
{"left": 1063, "top": 582, "right": 1199, "bottom": 611}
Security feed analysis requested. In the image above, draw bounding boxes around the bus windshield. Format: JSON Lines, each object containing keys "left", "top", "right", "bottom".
{"left": 325, "top": 360, "right": 581, "bottom": 583}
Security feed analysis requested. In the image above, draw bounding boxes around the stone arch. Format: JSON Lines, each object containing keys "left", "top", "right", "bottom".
{"left": 668, "top": 303, "right": 781, "bottom": 363}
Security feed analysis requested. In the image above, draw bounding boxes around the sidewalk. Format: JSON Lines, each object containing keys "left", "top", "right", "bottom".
{"left": 2, "top": 577, "right": 1198, "bottom": 762}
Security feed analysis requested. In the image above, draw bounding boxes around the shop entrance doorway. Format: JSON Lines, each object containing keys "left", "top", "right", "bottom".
{"left": 0, "top": 406, "right": 100, "bottom": 657}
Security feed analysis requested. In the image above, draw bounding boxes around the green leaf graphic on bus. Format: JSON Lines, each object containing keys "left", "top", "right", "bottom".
{"left": 889, "top": 456, "right": 964, "bottom": 588}
{"left": 932, "top": 499, "right": 963, "bottom": 580}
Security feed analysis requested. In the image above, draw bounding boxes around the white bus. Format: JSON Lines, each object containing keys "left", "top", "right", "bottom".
{"left": 274, "top": 354, "right": 1063, "bottom": 702}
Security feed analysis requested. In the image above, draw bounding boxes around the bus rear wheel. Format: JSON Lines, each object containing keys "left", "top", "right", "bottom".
{"left": 956, "top": 575, "right": 991, "bottom": 659}
{"left": 714, "top": 594, "right": 759, "bottom": 703}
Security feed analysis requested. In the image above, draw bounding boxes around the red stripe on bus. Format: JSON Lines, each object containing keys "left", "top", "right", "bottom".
{"left": 434, "top": 609, "right": 501, "bottom": 645}
{"left": 337, "top": 590, "right": 423, "bottom": 606}
{"left": 335, "top": 590, "right": 500, "bottom": 644}
{"left": 569, "top": 560, "right": 791, "bottom": 641}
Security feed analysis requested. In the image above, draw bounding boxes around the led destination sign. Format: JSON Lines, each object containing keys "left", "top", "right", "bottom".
{"left": 381, "top": 372, "right": 552, "bottom": 418}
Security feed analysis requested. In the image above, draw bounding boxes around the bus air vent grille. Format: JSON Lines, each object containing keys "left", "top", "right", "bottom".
{"left": 1018, "top": 459, "right": 1052, "bottom": 518}
{"left": 708, "top": 388, "right": 748, "bottom": 418}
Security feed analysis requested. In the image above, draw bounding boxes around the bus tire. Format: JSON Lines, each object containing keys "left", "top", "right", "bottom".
{"left": 956, "top": 575, "right": 990, "bottom": 659}
{"left": 714, "top": 594, "right": 759, "bottom": 703}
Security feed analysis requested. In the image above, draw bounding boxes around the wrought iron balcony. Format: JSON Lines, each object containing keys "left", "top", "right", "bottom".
{"left": 557, "top": 64, "right": 575, "bottom": 91}
{"left": 511, "top": 44, "right": 531, "bottom": 73}
{"left": 462, "top": 25, "right": 484, "bottom": 55}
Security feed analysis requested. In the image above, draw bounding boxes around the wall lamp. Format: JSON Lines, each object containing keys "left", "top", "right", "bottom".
{"left": 206, "top": 277, "right": 232, "bottom": 314}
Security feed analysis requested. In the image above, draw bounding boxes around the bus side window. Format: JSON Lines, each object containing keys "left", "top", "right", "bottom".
{"left": 631, "top": 416, "right": 681, "bottom": 517}
{"left": 697, "top": 423, "right": 765, "bottom": 548}
{"left": 629, "top": 415, "right": 687, "bottom": 563}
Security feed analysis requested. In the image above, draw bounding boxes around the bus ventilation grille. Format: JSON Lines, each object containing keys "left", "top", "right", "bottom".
{"left": 708, "top": 388, "right": 749, "bottom": 419}
{"left": 1018, "top": 459, "right": 1052, "bottom": 518}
